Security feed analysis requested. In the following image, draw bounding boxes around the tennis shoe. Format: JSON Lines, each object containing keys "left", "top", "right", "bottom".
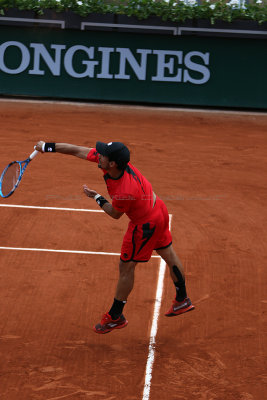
{"left": 93, "top": 312, "right": 128, "bottom": 334}
{"left": 165, "top": 297, "right": 195, "bottom": 317}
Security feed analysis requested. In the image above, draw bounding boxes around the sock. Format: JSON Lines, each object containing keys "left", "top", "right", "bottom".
{"left": 174, "top": 281, "right": 187, "bottom": 302}
{"left": 109, "top": 298, "right": 126, "bottom": 320}
{"left": 172, "top": 265, "right": 187, "bottom": 301}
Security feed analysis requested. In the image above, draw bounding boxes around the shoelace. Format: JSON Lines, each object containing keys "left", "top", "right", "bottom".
{"left": 101, "top": 313, "right": 111, "bottom": 324}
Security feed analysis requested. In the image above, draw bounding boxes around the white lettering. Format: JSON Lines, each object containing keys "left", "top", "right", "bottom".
{"left": 28, "top": 43, "right": 66, "bottom": 76}
{"left": 152, "top": 50, "right": 183, "bottom": 82}
{"left": 97, "top": 47, "right": 114, "bottom": 79}
{"left": 64, "top": 45, "right": 98, "bottom": 78}
{"left": 0, "top": 41, "right": 211, "bottom": 85}
{"left": 183, "top": 51, "right": 210, "bottom": 84}
{"left": 115, "top": 48, "right": 152, "bottom": 80}
{"left": 0, "top": 41, "right": 30, "bottom": 74}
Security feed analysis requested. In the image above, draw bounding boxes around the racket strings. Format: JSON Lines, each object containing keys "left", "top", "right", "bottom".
{"left": 1, "top": 163, "right": 21, "bottom": 196}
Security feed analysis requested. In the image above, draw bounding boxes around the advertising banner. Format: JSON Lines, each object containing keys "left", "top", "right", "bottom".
{"left": 0, "top": 26, "right": 266, "bottom": 108}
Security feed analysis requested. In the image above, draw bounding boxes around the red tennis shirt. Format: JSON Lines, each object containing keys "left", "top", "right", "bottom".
{"left": 87, "top": 148, "right": 154, "bottom": 224}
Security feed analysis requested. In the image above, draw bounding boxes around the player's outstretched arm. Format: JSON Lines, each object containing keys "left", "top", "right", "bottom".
{"left": 35, "top": 141, "right": 92, "bottom": 160}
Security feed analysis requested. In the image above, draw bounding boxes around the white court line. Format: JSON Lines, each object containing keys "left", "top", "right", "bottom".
{"left": 1, "top": 199, "right": 169, "bottom": 397}
{"left": 0, "top": 246, "right": 160, "bottom": 258}
{"left": 0, "top": 204, "right": 104, "bottom": 213}
{"left": 0, "top": 247, "right": 119, "bottom": 256}
{"left": 142, "top": 214, "right": 172, "bottom": 400}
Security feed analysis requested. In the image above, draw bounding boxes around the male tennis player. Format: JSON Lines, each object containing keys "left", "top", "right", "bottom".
{"left": 36, "top": 140, "right": 194, "bottom": 334}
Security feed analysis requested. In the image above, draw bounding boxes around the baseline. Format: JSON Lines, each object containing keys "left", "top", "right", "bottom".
{"left": 0, "top": 246, "right": 160, "bottom": 258}
{"left": 0, "top": 204, "right": 104, "bottom": 213}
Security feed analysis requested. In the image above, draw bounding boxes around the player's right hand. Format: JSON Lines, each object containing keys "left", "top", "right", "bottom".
{"left": 35, "top": 141, "right": 45, "bottom": 152}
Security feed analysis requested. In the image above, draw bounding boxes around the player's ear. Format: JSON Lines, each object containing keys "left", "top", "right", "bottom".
{"left": 109, "top": 160, "right": 116, "bottom": 168}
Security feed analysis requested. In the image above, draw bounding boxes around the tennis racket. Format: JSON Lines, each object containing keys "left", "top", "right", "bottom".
{"left": 0, "top": 149, "right": 39, "bottom": 198}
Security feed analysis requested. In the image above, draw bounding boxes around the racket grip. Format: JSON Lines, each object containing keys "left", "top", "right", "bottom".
{"left": 29, "top": 149, "right": 39, "bottom": 160}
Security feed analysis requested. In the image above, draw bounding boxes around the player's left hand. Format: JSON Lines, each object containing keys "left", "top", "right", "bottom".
{"left": 83, "top": 185, "right": 97, "bottom": 198}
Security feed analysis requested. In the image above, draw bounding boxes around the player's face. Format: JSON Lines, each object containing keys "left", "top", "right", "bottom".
{"left": 98, "top": 154, "right": 110, "bottom": 170}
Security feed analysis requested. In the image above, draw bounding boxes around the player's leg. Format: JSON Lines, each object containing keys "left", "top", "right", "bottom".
{"left": 93, "top": 260, "right": 137, "bottom": 334}
{"left": 107, "top": 259, "right": 137, "bottom": 321}
{"left": 114, "top": 259, "right": 137, "bottom": 302}
{"left": 156, "top": 245, "right": 195, "bottom": 317}
{"left": 156, "top": 244, "right": 185, "bottom": 283}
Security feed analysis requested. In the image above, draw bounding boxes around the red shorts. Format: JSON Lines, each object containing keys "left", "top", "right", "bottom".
{"left": 120, "top": 197, "right": 172, "bottom": 262}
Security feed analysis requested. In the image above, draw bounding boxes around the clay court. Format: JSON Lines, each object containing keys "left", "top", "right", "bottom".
{"left": 0, "top": 99, "right": 266, "bottom": 400}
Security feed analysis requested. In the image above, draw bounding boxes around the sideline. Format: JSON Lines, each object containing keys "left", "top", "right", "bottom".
{"left": 142, "top": 214, "right": 172, "bottom": 400}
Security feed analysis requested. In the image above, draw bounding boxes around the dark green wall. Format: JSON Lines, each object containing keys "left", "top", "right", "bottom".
{"left": 0, "top": 26, "right": 266, "bottom": 108}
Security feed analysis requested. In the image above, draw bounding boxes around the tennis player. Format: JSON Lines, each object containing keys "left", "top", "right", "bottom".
{"left": 36, "top": 140, "right": 195, "bottom": 334}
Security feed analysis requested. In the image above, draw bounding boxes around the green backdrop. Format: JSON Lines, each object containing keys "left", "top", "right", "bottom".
{"left": 0, "top": 26, "right": 266, "bottom": 108}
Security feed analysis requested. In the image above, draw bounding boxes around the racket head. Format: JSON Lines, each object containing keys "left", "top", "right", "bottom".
{"left": 0, "top": 161, "right": 22, "bottom": 198}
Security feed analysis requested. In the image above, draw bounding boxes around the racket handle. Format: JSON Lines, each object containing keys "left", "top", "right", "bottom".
{"left": 29, "top": 149, "right": 39, "bottom": 160}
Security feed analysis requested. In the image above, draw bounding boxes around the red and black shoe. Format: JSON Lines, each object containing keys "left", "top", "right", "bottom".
{"left": 165, "top": 297, "right": 195, "bottom": 317}
{"left": 93, "top": 312, "right": 128, "bottom": 334}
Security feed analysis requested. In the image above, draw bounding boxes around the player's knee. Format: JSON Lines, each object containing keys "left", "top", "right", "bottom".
{"left": 158, "top": 245, "right": 177, "bottom": 265}
{"left": 119, "top": 260, "right": 136, "bottom": 275}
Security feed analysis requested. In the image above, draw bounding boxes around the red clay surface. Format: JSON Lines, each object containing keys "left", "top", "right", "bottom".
{"left": 0, "top": 100, "right": 266, "bottom": 400}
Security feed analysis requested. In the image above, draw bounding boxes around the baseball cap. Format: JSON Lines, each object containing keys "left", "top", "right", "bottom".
{"left": 96, "top": 141, "right": 130, "bottom": 165}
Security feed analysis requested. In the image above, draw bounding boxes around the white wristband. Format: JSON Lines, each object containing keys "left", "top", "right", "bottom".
{"left": 42, "top": 142, "right": 46, "bottom": 152}
{"left": 94, "top": 194, "right": 101, "bottom": 200}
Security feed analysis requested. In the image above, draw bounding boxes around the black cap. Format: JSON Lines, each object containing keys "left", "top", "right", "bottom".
{"left": 96, "top": 141, "right": 130, "bottom": 166}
